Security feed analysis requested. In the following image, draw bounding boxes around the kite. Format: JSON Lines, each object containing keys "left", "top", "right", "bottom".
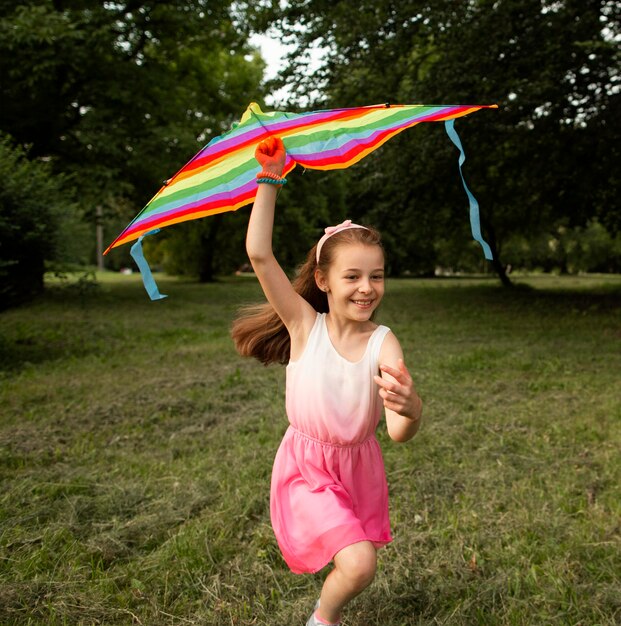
{"left": 104, "top": 102, "right": 497, "bottom": 299}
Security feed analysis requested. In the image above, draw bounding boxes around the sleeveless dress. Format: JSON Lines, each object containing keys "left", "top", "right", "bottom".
{"left": 270, "top": 312, "right": 393, "bottom": 574}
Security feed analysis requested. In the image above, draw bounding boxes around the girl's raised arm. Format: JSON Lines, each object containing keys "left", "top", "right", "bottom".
{"left": 246, "top": 137, "right": 316, "bottom": 336}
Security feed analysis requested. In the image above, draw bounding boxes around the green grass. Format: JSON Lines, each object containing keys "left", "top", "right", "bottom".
{"left": 1, "top": 272, "right": 620, "bottom": 625}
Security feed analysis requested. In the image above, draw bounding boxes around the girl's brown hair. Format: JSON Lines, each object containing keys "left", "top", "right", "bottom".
{"left": 231, "top": 226, "right": 383, "bottom": 365}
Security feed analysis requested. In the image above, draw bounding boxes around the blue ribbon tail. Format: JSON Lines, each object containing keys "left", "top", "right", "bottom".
{"left": 444, "top": 119, "right": 493, "bottom": 261}
{"left": 130, "top": 229, "right": 168, "bottom": 300}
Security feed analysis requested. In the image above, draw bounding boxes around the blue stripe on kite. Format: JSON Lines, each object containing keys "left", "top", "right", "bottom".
{"left": 143, "top": 165, "right": 259, "bottom": 216}
{"left": 288, "top": 126, "right": 398, "bottom": 158}
{"left": 136, "top": 178, "right": 258, "bottom": 225}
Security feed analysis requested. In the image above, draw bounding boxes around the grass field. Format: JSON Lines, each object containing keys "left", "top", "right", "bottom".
{"left": 1, "top": 273, "right": 620, "bottom": 625}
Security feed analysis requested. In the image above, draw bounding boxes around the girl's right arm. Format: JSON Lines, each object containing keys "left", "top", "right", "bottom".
{"left": 246, "top": 137, "right": 316, "bottom": 342}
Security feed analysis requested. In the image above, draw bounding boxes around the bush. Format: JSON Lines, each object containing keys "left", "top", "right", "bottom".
{"left": 503, "top": 220, "right": 621, "bottom": 274}
{"left": 0, "top": 134, "right": 87, "bottom": 308}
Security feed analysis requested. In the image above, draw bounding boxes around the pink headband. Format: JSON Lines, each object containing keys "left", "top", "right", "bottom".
{"left": 316, "top": 219, "right": 369, "bottom": 263}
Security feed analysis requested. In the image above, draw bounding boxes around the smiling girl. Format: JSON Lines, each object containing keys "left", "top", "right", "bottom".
{"left": 231, "top": 137, "right": 423, "bottom": 626}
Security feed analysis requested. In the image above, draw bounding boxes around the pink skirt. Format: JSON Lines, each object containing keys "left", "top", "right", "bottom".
{"left": 270, "top": 426, "right": 392, "bottom": 574}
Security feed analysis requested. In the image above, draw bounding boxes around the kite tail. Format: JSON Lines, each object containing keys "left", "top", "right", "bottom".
{"left": 444, "top": 119, "right": 493, "bottom": 260}
{"left": 130, "top": 230, "right": 168, "bottom": 301}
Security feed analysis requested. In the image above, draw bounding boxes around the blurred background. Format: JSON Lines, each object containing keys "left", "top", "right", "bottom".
{"left": 1, "top": 0, "right": 619, "bottom": 307}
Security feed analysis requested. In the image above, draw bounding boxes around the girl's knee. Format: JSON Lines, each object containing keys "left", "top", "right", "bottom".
{"left": 336, "top": 542, "right": 377, "bottom": 589}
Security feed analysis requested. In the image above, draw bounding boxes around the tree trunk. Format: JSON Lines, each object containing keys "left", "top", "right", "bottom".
{"left": 198, "top": 214, "right": 224, "bottom": 283}
{"left": 491, "top": 255, "right": 513, "bottom": 287}
{"left": 482, "top": 216, "right": 513, "bottom": 287}
{"left": 1, "top": 248, "right": 45, "bottom": 309}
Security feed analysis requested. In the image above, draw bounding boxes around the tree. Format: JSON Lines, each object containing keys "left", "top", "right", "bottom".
{"left": 250, "top": 0, "right": 621, "bottom": 283}
{"left": 0, "top": 1, "right": 265, "bottom": 282}
{"left": 0, "top": 135, "right": 85, "bottom": 307}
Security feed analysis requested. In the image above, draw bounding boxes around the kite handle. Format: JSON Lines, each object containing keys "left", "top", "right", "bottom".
{"left": 130, "top": 230, "right": 168, "bottom": 301}
{"left": 444, "top": 119, "right": 493, "bottom": 261}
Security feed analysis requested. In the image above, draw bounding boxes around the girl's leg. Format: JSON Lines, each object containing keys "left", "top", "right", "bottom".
{"left": 317, "top": 541, "right": 377, "bottom": 624}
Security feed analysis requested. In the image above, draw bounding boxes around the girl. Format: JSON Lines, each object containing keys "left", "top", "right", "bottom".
{"left": 231, "top": 137, "right": 423, "bottom": 626}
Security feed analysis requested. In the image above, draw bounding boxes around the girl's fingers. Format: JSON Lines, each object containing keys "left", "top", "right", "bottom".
{"left": 374, "top": 374, "right": 399, "bottom": 393}
{"left": 377, "top": 361, "right": 421, "bottom": 419}
{"left": 379, "top": 364, "right": 399, "bottom": 378}
{"left": 375, "top": 376, "right": 407, "bottom": 402}
{"left": 398, "top": 358, "right": 411, "bottom": 377}
{"left": 258, "top": 136, "right": 284, "bottom": 157}
{"left": 379, "top": 360, "right": 411, "bottom": 384}
{"left": 379, "top": 388, "right": 407, "bottom": 412}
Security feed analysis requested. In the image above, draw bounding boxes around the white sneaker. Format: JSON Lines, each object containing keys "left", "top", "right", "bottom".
{"left": 305, "top": 600, "right": 320, "bottom": 626}
{"left": 305, "top": 600, "right": 340, "bottom": 626}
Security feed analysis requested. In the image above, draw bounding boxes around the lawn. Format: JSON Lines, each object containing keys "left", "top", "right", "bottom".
{"left": 1, "top": 273, "right": 620, "bottom": 625}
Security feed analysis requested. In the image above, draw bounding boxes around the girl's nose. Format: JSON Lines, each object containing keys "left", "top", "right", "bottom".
{"left": 358, "top": 280, "right": 372, "bottom": 293}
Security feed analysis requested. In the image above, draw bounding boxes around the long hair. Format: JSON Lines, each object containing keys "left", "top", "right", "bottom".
{"left": 231, "top": 226, "right": 383, "bottom": 365}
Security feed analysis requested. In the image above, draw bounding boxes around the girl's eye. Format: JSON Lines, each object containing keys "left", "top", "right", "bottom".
{"left": 372, "top": 275, "right": 384, "bottom": 281}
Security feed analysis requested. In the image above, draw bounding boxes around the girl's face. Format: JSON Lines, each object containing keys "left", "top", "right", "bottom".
{"left": 316, "top": 243, "right": 385, "bottom": 321}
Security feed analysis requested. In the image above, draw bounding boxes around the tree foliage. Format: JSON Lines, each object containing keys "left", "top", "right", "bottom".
{"left": 250, "top": 0, "right": 620, "bottom": 282}
{"left": 0, "top": 135, "right": 86, "bottom": 307}
{"left": 0, "top": 0, "right": 265, "bottom": 297}
{"left": 2, "top": 1, "right": 618, "bottom": 300}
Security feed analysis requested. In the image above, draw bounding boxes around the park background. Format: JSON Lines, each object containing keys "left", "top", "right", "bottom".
{"left": 0, "top": 1, "right": 619, "bottom": 625}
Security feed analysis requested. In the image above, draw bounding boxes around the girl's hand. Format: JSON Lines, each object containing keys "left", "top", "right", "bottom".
{"left": 374, "top": 358, "right": 422, "bottom": 421}
{"left": 255, "top": 136, "right": 286, "bottom": 176}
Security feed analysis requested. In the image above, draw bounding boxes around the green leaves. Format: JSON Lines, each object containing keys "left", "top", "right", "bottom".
{"left": 0, "top": 1, "right": 267, "bottom": 290}
{"left": 0, "top": 134, "right": 83, "bottom": 305}
{"left": 253, "top": 0, "right": 621, "bottom": 279}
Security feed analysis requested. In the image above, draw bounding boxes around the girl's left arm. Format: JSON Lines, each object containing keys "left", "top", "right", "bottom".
{"left": 374, "top": 332, "right": 423, "bottom": 443}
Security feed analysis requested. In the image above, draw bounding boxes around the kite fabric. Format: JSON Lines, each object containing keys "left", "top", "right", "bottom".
{"left": 104, "top": 102, "right": 497, "bottom": 298}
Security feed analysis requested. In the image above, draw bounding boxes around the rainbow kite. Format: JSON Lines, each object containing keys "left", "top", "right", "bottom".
{"left": 105, "top": 102, "right": 497, "bottom": 299}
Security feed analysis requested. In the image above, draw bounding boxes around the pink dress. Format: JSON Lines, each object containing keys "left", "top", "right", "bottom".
{"left": 270, "top": 313, "right": 393, "bottom": 574}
